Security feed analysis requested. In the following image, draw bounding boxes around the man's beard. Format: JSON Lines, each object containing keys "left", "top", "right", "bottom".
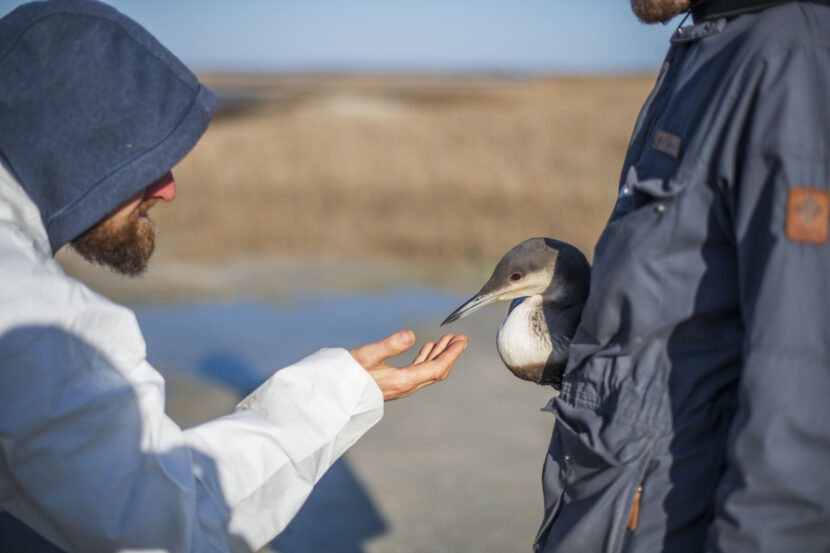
{"left": 71, "top": 199, "right": 157, "bottom": 276}
{"left": 631, "top": 0, "right": 691, "bottom": 23}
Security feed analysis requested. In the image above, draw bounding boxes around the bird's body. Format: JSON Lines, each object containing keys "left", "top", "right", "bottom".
{"left": 496, "top": 295, "right": 582, "bottom": 389}
{"left": 442, "top": 237, "right": 590, "bottom": 389}
{"left": 497, "top": 296, "right": 551, "bottom": 378}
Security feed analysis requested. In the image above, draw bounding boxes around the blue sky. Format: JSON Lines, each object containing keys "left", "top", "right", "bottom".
{"left": 0, "top": 1, "right": 684, "bottom": 73}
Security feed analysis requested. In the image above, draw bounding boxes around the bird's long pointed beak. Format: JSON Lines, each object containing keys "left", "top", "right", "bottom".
{"left": 441, "top": 292, "right": 501, "bottom": 326}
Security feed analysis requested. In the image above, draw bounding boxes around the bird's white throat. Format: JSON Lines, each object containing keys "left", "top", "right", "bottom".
{"left": 496, "top": 295, "right": 552, "bottom": 372}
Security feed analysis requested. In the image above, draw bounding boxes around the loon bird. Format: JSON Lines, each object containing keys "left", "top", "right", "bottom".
{"left": 441, "top": 237, "right": 590, "bottom": 390}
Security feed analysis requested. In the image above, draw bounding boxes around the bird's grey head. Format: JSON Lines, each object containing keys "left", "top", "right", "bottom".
{"left": 441, "top": 237, "right": 590, "bottom": 325}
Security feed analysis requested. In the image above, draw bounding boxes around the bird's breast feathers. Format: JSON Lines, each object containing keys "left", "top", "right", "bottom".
{"left": 496, "top": 295, "right": 552, "bottom": 372}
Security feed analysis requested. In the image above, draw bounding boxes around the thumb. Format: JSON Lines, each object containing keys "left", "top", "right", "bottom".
{"left": 350, "top": 330, "right": 415, "bottom": 368}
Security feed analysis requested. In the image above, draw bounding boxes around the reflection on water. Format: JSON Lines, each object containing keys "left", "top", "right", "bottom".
{"left": 134, "top": 287, "right": 464, "bottom": 553}
{"left": 135, "top": 287, "right": 464, "bottom": 392}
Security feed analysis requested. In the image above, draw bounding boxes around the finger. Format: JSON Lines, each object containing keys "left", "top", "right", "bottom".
{"left": 429, "top": 337, "right": 467, "bottom": 376}
{"left": 350, "top": 329, "right": 415, "bottom": 368}
{"left": 427, "top": 334, "right": 468, "bottom": 361}
{"left": 413, "top": 342, "right": 435, "bottom": 364}
{"left": 448, "top": 334, "right": 468, "bottom": 348}
{"left": 408, "top": 337, "right": 467, "bottom": 383}
{"left": 426, "top": 334, "right": 455, "bottom": 361}
{"left": 375, "top": 336, "right": 467, "bottom": 401}
{"left": 432, "top": 336, "right": 467, "bottom": 364}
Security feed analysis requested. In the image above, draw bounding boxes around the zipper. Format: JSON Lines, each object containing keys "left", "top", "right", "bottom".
{"left": 626, "top": 486, "right": 643, "bottom": 531}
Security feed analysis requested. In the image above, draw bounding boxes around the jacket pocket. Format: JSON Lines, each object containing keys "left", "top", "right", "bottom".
{"left": 534, "top": 405, "right": 655, "bottom": 553}
{"left": 580, "top": 168, "right": 688, "bottom": 347}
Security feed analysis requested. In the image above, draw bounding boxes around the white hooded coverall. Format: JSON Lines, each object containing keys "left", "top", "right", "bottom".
{"left": 0, "top": 164, "right": 385, "bottom": 552}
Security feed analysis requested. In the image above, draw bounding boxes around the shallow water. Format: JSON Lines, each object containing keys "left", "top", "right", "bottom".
{"left": 131, "top": 286, "right": 556, "bottom": 553}
{"left": 134, "top": 286, "right": 466, "bottom": 395}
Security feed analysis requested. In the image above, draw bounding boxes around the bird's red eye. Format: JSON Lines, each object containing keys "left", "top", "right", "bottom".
{"left": 510, "top": 272, "right": 522, "bottom": 281}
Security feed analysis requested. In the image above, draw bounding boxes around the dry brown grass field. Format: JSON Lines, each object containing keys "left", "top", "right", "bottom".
{"left": 158, "top": 73, "right": 656, "bottom": 266}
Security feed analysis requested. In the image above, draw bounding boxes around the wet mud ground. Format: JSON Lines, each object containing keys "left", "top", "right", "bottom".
{"left": 57, "top": 250, "right": 558, "bottom": 553}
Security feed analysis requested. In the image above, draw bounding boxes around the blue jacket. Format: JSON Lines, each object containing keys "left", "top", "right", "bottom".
{"left": 0, "top": 0, "right": 215, "bottom": 252}
{"left": 535, "top": 3, "right": 830, "bottom": 552}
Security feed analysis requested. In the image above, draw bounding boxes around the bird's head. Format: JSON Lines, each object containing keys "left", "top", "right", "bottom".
{"left": 441, "top": 237, "right": 590, "bottom": 326}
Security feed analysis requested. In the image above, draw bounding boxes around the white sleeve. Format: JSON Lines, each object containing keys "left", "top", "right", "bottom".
{"left": 0, "top": 169, "right": 389, "bottom": 551}
{"left": 0, "top": 320, "right": 383, "bottom": 553}
{"left": 184, "top": 348, "right": 384, "bottom": 550}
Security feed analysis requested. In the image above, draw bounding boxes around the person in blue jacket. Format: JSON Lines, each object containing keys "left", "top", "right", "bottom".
{"left": 534, "top": 1, "right": 830, "bottom": 552}
{"left": 0, "top": 1, "right": 466, "bottom": 552}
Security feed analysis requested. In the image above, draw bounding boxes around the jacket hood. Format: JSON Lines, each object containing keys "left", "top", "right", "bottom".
{"left": 0, "top": 0, "right": 216, "bottom": 253}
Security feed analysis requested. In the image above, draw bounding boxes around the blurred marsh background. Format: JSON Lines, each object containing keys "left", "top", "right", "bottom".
{"left": 161, "top": 73, "right": 654, "bottom": 263}
{"left": 1, "top": 1, "right": 683, "bottom": 552}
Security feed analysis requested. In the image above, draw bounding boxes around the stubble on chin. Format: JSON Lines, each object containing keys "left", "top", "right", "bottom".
{"left": 630, "top": 0, "right": 691, "bottom": 23}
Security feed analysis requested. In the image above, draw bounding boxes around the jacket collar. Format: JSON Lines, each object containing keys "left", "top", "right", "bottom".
{"left": 691, "top": 0, "right": 830, "bottom": 22}
{"left": 671, "top": 16, "right": 727, "bottom": 44}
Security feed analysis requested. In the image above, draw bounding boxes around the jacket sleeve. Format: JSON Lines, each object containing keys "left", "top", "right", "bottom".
{"left": 707, "top": 43, "right": 830, "bottom": 552}
{"left": 0, "top": 279, "right": 383, "bottom": 553}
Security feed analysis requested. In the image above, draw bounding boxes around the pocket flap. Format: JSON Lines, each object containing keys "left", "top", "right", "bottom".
{"left": 622, "top": 166, "right": 685, "bottom": 199}
{"left": 630, "top": 177, "right": 684, "bottom": 199}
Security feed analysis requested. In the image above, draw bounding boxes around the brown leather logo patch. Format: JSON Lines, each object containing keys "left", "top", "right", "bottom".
{"left": 653, "top": 130, "right": 681, "bottom": 158}
{"left": 786, "top": 187, "right": 830, "bottom": 244}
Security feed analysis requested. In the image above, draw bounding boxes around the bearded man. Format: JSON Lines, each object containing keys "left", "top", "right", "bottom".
{"left": 0, "top": 1, "right": 466, "bottom": 552}
{"left": 534, "top": 1, "right": 830, "bottom": 552}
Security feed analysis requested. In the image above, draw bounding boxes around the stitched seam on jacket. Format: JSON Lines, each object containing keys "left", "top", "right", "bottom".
{"left": 561, "top": 389, "right": 665, "bottom": 433}
{"left": 743, "top": 345, "right": 830, "bottom": 366}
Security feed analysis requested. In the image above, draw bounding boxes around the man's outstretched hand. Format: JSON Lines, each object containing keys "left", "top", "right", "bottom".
{"left": 349, "top": 330, "right": 467, "bottom": 401}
